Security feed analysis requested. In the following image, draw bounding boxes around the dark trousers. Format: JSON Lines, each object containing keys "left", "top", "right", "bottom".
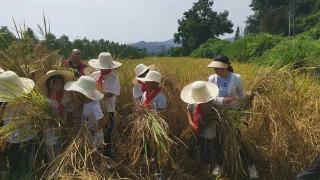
{"left": 105, "top": 112, "right": 115, "bottom": 158}
{"left": 297, "top": 154, "right": 320, "bottom": 180}
{"left": 197, "top": 136, "right": 224, "bottom": 166}
{"left": 2, "top": 140, "right": 36, "bottom": 179}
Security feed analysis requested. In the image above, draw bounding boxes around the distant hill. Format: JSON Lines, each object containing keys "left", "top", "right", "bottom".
{"left": 129, "top": 39, "right": 180, "bottom": 54}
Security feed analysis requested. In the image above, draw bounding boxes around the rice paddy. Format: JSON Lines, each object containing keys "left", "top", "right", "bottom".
{"left": 1, "top": 54, "right": 320, "bottom": 179}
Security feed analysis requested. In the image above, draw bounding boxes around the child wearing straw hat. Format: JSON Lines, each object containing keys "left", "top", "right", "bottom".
{"left": 137, "top": 71, "right": 167, "bottom": 112}
{"left": 88, "top": 52, "right": 121, "bottom": 158}
{"left": 36, "top": 70, "right": 75, "bottom": 160}
{"left": 207, "top": 55, "right": 259, "bottom": 179}
{"left": 180, "top": 81, "right": 224, "bottom": 177}
{"left": 133, "top": 64, "right": 150, "bottom": 102}
{"left": 64, "top": 76, "right": 108, "bottom": 152}
{"left": 0, "top": 71, "right": 38, "bottom": 179}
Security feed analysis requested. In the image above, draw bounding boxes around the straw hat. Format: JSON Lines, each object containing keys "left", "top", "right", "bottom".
{"left": 136, "top": 71, "right": 162, "bottom": 84}
{"left": 0, "top": 71, "right": 35, "bottom": 102}
{"left": 135, "top": 64, "right": 150, "bottom": 77}
{"left": 64, "top": 76, "right": 104, "bottom": 101}
{"left": 88, "top": 52, "right": 122, "bottom": 70}
{"left": 83, "top": 67, "right": 98, "bottom": 76}
{"left": 36, "top": 70, "right": 75, "bottom": 96}
{"left": 180, "top": 81, "right": 219, "bottom": 104}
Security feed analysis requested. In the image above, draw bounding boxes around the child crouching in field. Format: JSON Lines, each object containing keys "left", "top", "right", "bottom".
{"left": 180, "top": 81, "right": 224, "bottom": 177}
{"left": 64, "top": 76, "right": 108, "bottom": 153}
{"left": 36, "top": 70, "right": 75, "bottom": 160}
{"left": 0, "top": 71, "right": 38, "bottom": 179}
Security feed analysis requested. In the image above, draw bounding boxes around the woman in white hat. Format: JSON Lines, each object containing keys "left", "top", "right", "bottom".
{"left": 180, "top": 81, "right": 224, "bottom": 177}
{"left": 137, "top": 71, "right": 167, "bottom": 112}
{"left": 207, "top": 55, "right": 259, "bottom": 179}
{"left": 132, "top": 64, "right": 150, "bottom": 102}
{"left": 64, "top": 76, "right": 107, "bottom": 153}
{"left": 0, "top": 71, "right": 38, "bottom": 179}
{"left": 88, "top": 52, "right": 121, "bottom": 158}
{"left": 36, "top": 70, "right": 75, "bottom": 160}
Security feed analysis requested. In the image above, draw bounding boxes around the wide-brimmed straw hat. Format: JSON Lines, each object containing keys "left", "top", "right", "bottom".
{"left": 0, "top": 71, "right": 35, "bottom": 102}
{"left": 135, "top": 64, "right": 150, "bottom": 77}
{"left": 180, "top": 81, "right": 219, "bottom": 104}
{"left": 83, "top": 67, "right": 98, "bottom": 76}
{"left": 88, "top": 52, "right": 122, "bottom": 70}
{"left": 36, "top": 70, "right": 75, "bottom": 96}
{"left": 136, "top": 71, "right": 162, "bottom": 84}
{"left": 64, "top": 76, "right": 104, "bottom": 101}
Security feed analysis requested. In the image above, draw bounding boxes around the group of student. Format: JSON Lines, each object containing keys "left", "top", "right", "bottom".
{"left": 0, "top": 49, "right": 318, "bottom": 179}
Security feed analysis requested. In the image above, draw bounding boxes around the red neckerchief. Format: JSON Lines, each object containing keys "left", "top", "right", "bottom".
{"left": 51, "top": 93, "right": 64, "bottom": 117}
{"left": 193, "top": 104, "right": 203, "bottom": 133}
{"left": 139, "top": 81, "right": 148, "bottom": 93}
{"left": 98, "top": 69, "right": 112, "bottom": 85}
{"left": 63, "top": 59, "right": 87, "bottom": 76}
{"left": 144, "top": 87, "right": 161, "bottom": 109}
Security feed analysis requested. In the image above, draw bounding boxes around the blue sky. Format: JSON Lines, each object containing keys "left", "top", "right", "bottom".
{"left": 0, "top": 0, "right": 253, "bottom": 43}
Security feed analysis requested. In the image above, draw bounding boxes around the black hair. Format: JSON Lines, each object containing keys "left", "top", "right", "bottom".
{"left": 214, "top": 55, "right": 234, "bottom": 72}
{"left": 137, "top": 69, "right": 149, "bottom": 78}
{"left": 45, "top": 75, "right": 65, "bottom": 97}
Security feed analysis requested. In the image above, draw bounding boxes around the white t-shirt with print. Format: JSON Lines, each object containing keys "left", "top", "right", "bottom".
{"left": 141, "top": 91, "right": 167, "bottom": 112}
{"left": 44, "top": 95, "right": 75, "bottom": 146}
{"left": 82, "top": 101, "right": 105, "bottom": 147}
{"left": 91, "top": 71, "right": 120, "bottom": 112}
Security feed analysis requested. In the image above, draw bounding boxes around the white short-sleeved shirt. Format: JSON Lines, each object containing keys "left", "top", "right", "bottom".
{"left": 133, "top": 83, "right": 143, "bottom": 102}
{"left": 141, "top": 91, "right": 167, "bottom": 112}
{"left": 45, "top": 95, "right": 75, "bottom": 146}
{"left": 82, "top": 101, "right": 105, "bottom": 146}
{"left": 91, "top": 71, "right": 120, "bottom": 112}
{"left": 2, "top": 103, "right": 38, "bottom": 143}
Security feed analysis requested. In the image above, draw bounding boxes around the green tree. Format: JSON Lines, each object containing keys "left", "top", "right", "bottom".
{"left": 245, "top": 0, "right": 320, "bottom": 35}
{"left": 23, "top": 27, "right": 39, "bottom": 42}
{"left": 174, "top": 0, "right": 233, "bottom": 55}
{"left": 0, "top": 26, "right": 17, "bottom": 51}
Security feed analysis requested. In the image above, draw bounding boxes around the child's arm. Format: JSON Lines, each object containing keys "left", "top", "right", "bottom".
{"left": 96, "top": 116, "right": 108, "bottom": 131}
{"left": 187, "top": 111, "right": 194, "bottom": 127}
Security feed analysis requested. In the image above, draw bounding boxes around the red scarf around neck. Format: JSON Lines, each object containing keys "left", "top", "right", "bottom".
{"left": 51, "top": 92, "right": 64, "bottom": 117}
{"left": 139, "top": 81, "right": 148, "bottom": 93}
{"left": 98, "top": 69, "right": 112, "bottom": 85}
{"left": 193, "top": 104, "right": 203, "bottom": 133}
{"left": 144, "top": 87, "right": 161, "bottom": 109}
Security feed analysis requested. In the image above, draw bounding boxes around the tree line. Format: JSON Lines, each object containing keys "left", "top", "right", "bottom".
{"left": 0, "top": 26, "right": 146, "bottom": 60}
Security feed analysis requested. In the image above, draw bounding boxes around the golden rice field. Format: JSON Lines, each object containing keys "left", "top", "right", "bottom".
{"left": 114, "top": 57, "right": 320, "bottom": 179}
{"left": 1, "top": 53, "right": 320, "bottom": 179}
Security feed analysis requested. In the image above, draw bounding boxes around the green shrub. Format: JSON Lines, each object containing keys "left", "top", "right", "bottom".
{"left": 191, "top": 38, "right": 231, "bottom": 58}
{"left": 257, "top": 36, "right": 320, "bottom": 67}
{"left": 227, "top": 33, "right": 283, "bottom": 61}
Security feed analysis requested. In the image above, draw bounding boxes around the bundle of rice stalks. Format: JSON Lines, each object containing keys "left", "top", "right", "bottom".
{"left": 121, "top": 106, "right": 177, "bottom": 175}
{"left": 41, "top": 126, "right": 118, "bottom": 180}
{"left": 0, "top": 88, "right": 60, "bottom": 147}
{"left": 244, "top": 68, "right": 320, "bottom": 179}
